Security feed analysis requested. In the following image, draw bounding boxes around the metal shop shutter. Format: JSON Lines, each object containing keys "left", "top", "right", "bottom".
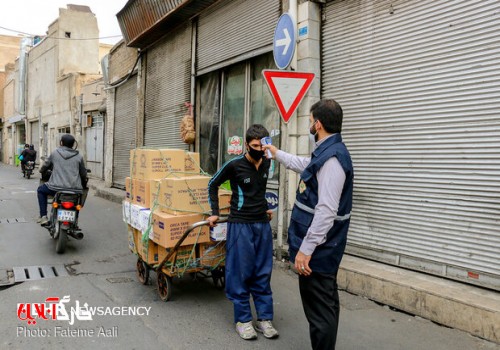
{"left": 196, "top": 0, "right": 280, "bottom": 73}
{"left": 322, "top": 0, "right": 500, "bottom": 290}
{"left": 113, "top": 75, "right": 137, "bottom": 188}
{"left": 144, "top": 22, "right": 191, "bottom": 149}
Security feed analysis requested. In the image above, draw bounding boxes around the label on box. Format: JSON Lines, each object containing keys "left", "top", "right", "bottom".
{"left": 210, "top": 222, "right": 227, "bottom": 241}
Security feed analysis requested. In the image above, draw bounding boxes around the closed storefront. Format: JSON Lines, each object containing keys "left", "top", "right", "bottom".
{"left": 196, "top": 0, "right": 280, "bottom": 74}
{"left": 85, "top": 114, "right": 104, "bottom": 179}
{"left": 113, "top": 75, "right": 137, "bottom": 188}
{"left": 322, "top": 0, "right": 500, "bottom": 290}
{"left": 196, "top": 0, "right": 281, "bottom": 230}
{"left": 143, "top": 22, "right": 191, "bottom": 149}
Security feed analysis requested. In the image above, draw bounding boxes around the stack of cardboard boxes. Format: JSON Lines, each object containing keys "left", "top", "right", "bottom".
{"left": 124, "top": 148, "right": 229, "bottom": 271}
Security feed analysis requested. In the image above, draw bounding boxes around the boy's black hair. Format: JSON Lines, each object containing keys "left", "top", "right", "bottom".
{"left": 60, "top": 134, "right": 75, "bottom": 148}
{"left": 245, "top": 124, "right": 269, "bottom": 143}
{"left": 310, "top": 99, "right": 343, "bottom": 134}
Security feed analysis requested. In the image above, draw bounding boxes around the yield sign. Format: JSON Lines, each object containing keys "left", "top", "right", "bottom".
{"left": 262, "top": 70, "right": 315, "bottom": 123}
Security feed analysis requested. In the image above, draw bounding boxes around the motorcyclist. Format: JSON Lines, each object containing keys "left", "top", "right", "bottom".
{"left": 29, "top": 144, "right": 37, "bottom": 160}
{"left": 21, "top": 144, "right": 37, "bottom": 177}
{"left": 20, "top": 144, "right": 30, "bottom": 175}
{"left": 37, "top": 134, "right": 88, "bottom": 225}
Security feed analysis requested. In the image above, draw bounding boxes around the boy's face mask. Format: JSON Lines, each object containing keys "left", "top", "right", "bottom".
{"left": 247, "top": 146, "right": 264, "bottom": 161}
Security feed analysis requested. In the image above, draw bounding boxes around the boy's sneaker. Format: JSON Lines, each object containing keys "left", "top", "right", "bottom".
{"left": 255, "top": 320, "right": 279, "bottom": 339}
{"left": 39, "top": 216, "right": 49, "bottom": 225}
{"left": 235, "top": 321, "right": 257, "bottom": 340}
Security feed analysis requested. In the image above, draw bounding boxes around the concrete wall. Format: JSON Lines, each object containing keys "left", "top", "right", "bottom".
{"left": 108, "top": 41, "right": 137, "bottom": 84}
{"left": 56, "top": 6, "right": 100, "bottom": 76}
{"left": 2, "top": 64, "right": 15, "bottom": 164}
{"left": 22, "top": 5, "right": 105, "bottom": 159}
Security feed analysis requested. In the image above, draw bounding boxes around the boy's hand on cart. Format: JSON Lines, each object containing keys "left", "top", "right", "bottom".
{"left": 266, "top": 210, "right": 273, "bottom": 221}
{"left": 207, "top": 215, "right": 219, "bottom": 227}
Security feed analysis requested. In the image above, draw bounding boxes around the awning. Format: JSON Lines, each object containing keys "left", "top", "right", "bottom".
{"left": 8, "top": 114, "right": 26, "bottom": 124}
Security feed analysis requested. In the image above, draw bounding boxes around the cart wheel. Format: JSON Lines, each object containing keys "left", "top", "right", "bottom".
{"left": 212, "top": 267, "right": 225, "bottom": 289}
{"left": 157, "top": 271, "right": 173, "bottom": 302}
{"left": 136, "top": 258, "right": 149, "bottom": 285}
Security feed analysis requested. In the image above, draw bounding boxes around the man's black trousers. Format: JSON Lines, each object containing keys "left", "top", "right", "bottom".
{"left": 299, "top": 272, "right": 340, "bottom": 350}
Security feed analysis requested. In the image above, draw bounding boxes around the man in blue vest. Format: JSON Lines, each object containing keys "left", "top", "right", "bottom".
{"left": 263, "top": 99, "right": 353, "bottom": 349}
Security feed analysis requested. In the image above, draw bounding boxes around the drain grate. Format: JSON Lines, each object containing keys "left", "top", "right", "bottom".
{"left": 13, "top": 265, "right": 69, "bottom": 282}
{"left": 0, "top": 217, "right": 27, "bottom": 224}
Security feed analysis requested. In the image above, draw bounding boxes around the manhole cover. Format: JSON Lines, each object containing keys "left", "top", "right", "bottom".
{"left": 13, "top": 265, "right": 69, "bottom": 282}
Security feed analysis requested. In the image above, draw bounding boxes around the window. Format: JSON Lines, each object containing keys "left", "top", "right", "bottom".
{"left": 198, "top": 53, "right": 279, "bottom": 181}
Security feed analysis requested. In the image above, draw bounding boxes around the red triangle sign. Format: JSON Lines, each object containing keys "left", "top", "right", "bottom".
{"left": 262, "top": 70, "right": 315, "bottom": 123}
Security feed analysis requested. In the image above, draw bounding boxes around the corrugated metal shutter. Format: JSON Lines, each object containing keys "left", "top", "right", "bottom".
{"left": 113, "top": 75, "right": 137, "bottom": 188}
{"left": 30, "top": 121, "right": 39, "bottom": 163}
{"left": 197, "top": 0, "right": 280, "bottom": 72}
{"left": 144, "top": 22, "right": 191, "bottom": 149}
{"left": 322, "top": 0, "right": 500, "bottom": 290}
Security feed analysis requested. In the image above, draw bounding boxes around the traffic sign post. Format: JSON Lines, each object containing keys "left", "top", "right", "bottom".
{"left": 262, "top": 70, "right": 315, "bottom": 123}
{"left": 273, "top": 13, "right": 296, "bottom": 70}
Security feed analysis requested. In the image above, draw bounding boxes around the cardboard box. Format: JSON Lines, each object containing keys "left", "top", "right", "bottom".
{"left": 133, "top": 178, "right": 151, "bottom": 208}
{"left": 130, "top": 149, "right": 185, "bottom": 180}
{"left": 210, "top": 222, "right": 227, "bottom": 241}
{"left": 149, "top": 180, "right": 161, "bottom": 209}
{"left": 159, "top": 176, "right": 211, "bottom": 215}
{"left": 135, "top": 228, "right": 158, "bottom": 265}
{"left": 127, "top": 224, "right": 137, "bottom": 254}
{"left": 199, "top": 242, "right": 226, "bottom": 267}
{"left": 218, "top": 190, "right": 231, "bottom": 216}
{"left": 184, "top": 152, "right": 201, "bottom": 176}
{"left": 152, "top": 211, "right": 210, "bottom": 248}
{"left": 125, "top": 177, "right": 133, "bottom": 200}
{"left": 157, "top": 245, "right": 197, "bottom": 270}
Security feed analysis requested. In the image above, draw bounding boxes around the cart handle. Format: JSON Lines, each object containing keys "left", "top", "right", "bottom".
{"left": 154, "top": 216, "right": 228, "bottom": 272}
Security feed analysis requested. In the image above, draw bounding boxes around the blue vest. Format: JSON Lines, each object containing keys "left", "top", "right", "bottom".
{"left": 288, "top": 134, "right": 354, "bottom": 274}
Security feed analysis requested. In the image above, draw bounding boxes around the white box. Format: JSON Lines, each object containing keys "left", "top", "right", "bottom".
{"left": 138, "top": 209, "right": 152, "bottom": 232}
{"left": 122, "top": 200, "right": 131, "bottom": 224}
{"left": 210, "top": 222, "right": 227, "bottom": 241}
{"left": 131, "top": 204, "right": 148, "bottom": 230}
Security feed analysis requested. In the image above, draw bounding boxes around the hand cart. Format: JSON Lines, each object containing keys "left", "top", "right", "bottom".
{"left": 135, "top": 217, "right": 228, "bottom": 302}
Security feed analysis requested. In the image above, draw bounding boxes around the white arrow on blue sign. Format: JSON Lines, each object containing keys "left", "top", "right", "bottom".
{"left": 273, "top": 13, "right": 296, "bottom": 70}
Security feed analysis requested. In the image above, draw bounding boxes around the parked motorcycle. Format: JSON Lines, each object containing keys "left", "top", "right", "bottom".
{"left": 23, "top": 161, "right": 35, "bottom": 179}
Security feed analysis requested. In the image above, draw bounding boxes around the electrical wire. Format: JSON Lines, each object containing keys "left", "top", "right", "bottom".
{"left": 0, "top": 25, "right": 122, "bottom": 41}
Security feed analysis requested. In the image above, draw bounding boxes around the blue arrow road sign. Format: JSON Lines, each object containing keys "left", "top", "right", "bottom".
{"left": 273, "top": 13, "right": 296, "bottom": 70}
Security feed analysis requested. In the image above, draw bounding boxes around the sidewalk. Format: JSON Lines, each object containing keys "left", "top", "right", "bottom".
{"left": 89, "top": 178, "right": 500, "bottom": 344}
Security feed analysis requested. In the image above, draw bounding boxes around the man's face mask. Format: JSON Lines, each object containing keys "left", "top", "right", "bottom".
{"left": 247, "top": 145, "right": 264, "bottom": 161}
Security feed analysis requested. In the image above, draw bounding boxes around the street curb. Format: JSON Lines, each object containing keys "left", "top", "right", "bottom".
{"left": 338, "top": 255, "right": 500, "bottom": 344}
{"left": 89, "top": 182, "right": 124, "bottom": 204}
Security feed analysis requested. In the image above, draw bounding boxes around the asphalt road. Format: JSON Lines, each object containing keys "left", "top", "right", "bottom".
{"left": 0, "top": 163, "right": 497, "bottom": 350}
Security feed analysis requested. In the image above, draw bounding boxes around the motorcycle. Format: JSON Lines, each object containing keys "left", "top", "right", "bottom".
{"left": 45, "top": 190, "right": 86, "bottom": 254}
{"left": 40, "top": 166, "right": 90, "bottom": 254}
{"left": 23, "top": 161, "right": 35, "bottom": 179}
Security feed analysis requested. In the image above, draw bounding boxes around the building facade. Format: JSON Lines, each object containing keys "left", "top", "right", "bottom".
{"left": 111, "top": 0, "right": 500, "bottom": 291}
{"left": 1, "top": 5, "right": 110, "bottom": 167}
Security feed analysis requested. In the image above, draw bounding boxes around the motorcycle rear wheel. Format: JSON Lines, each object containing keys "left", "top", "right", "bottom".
{"left": 56, "top": 227, "right": 68, "bottom": 254}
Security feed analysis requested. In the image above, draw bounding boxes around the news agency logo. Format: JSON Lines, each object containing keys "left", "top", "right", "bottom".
{"left": 17, "top": 295, "right": 151, "bottom": 326}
